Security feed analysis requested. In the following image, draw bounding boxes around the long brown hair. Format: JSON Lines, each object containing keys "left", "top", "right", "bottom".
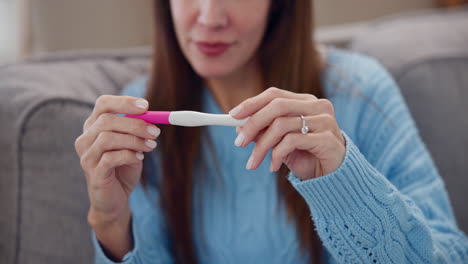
{"left": 143, "top": 0, "right": 324, "bottom": 263}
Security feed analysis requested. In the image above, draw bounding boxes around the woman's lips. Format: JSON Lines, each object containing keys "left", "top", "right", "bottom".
{"left": 195, "top": 42, "right": 231, "bottom": 57}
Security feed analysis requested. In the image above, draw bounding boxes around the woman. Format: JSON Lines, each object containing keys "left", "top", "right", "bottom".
{"left": 74, "top": 0, "right": 468, "bottom": 263}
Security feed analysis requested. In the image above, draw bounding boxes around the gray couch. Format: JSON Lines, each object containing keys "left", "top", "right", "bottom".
{"left": 1, "top": 7, "right": 467, "bottom": 264}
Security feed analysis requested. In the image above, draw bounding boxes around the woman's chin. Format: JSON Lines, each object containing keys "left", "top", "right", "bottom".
{"left": 192, "top": 65, "right": 235, "bottom": 80}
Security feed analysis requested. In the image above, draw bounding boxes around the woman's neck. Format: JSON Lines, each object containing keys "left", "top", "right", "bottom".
{"left": 205, "top": 60, "right": 264, "bottom": 114}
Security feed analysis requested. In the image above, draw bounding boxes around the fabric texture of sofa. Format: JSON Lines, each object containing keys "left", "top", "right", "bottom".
{"left": 0, "top": 7, "right": 467, "bottom": 264}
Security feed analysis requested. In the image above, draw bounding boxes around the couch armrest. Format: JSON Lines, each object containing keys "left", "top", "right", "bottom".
{"left": 0, "top": 47, "right": 151, "bottom": 264}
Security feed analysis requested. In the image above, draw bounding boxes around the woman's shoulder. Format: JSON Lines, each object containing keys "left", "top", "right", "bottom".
{"left": 321, "top": 47, "right": 409, "bottom": 149}
{"left": 121, "top": 75, "right": 149, "bottom": 98}
{"left": 322, "top": 47, "right": 400, "bottom": 102}
{"left": 323, "top": 47, "right": 389, "bottom": 81}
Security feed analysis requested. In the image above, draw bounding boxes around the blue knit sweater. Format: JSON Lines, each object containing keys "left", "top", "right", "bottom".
{"left": 92, "top": 48, "right": 468, "bottom": 263}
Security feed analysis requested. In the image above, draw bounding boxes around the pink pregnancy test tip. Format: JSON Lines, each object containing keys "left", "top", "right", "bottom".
{"left": 124, "top": 111, "right": 171, "bottom": 124}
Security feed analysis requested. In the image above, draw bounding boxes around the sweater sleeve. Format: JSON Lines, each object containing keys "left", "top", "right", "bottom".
{"left": 288, "top": 59, "right": 468, "bottom": 263}
{"left": 92, "top": 182, "right": 174, "bottom": 264}
{"left": 91, "top": 214, "right": 141, "bottom": 263}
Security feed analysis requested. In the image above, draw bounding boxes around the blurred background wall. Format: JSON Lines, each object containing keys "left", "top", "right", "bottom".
{"left": 315, "top": 0, "right": 434, "bottom": 25}
{"left": 2, "top": 0, "right": 466, "bottom": 62}
{"left": 0, "top": 0, "right": 22, "bottom": 62}
{"left": 24, "top": 0, "right": 435, "bottom": 55}
{"left": 27, "top": 0, "right": 153, "bottom": 54}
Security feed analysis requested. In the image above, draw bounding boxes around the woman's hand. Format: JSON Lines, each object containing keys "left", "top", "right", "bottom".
{"left": 74, "top": 95, "right": 161, "bottom": 260}
{"left": 74, "top": 95, "right": 160, "bottom": 226}
{"left": 229, "top": 87, "right": 346, "bottom": 180}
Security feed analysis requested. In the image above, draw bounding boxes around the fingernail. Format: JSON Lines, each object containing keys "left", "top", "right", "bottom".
{"left": 236, "top": 126, "right": 240, "bottom": 134}
{"left": 135, "top": 99, "right": 148, "bottom": 109}
{"left": 229, "top": 105, "right": 242, "bottom": 116}
{"left": 145, "top": 139, "right": 157, "bottom": 149}
{"left": 234, "top": 133, "right": 245, "bottom": 147}
{"left": 136, "top": 152, "right": 144, "bottom": 160}
{"left": 246, "top": 154, "right": 254, "bottom": 170}
{"left": 269, "top": 162, "right": 274, "bottom": 172}
{"left": 147, "top": 126, "right": 160, "bottom": 137}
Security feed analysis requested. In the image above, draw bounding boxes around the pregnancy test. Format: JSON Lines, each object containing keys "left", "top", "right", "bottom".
{"left": 124, "top": 111, "right": 249, "bottom": 127}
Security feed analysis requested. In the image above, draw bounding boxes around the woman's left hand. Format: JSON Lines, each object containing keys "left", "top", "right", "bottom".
{"left": 229, "top": 87, "right": 346, "bottom": 180}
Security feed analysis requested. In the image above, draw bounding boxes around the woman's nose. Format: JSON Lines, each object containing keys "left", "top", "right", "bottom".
{"left": 197, "top": 0, "right": 229, "bottom": 29}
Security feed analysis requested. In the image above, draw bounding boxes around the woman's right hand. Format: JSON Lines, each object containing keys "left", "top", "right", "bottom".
{"left": 74, "top": 95, "right": 160, "bottom": 259}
